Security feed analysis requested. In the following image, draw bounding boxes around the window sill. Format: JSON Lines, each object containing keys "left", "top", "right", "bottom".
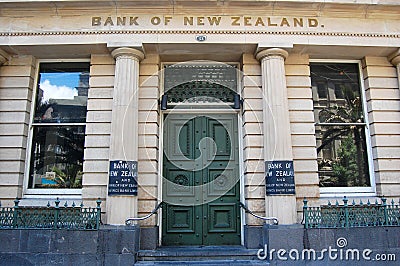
{"left": 319, "top": 187, "right": 376, "bottom": 199}
{"left": 24, "top": 188, "right": 82, "bottom": 200}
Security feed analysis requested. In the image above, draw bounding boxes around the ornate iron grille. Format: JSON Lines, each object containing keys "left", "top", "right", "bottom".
{"left": 166, "top": 81, "right": 236, "bottom": 104}
{"left": 303, "top": 197, "right": 400, "bottom": 228}
{"left": 0, "top": 198, "right": 101, "bottom": 230}
{"left": 164, "top": 64, "right": 238, "bottom": 106}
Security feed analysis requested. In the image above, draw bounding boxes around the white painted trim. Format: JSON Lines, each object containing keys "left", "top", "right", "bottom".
{"left": 320, "top": 187, "right": 375, "bottom": 194}
{"left": 320, "top": 192, "right": 376, "bottom": 199}
{"left": 236, "top": 60, "right": 245, "bottom": 245}
{"left": 310, "top": 59, "right": 376, "bottom": 196}
{"left": 23, "top": 189, "right": 82, "bottom": 196}
{"left": 23, "top": 58, "right": 90, "bottom": 198}
{"left": 238, "top": 111, "right": 245, "bottom": 246}
{"left": 17, "top": 196, "right": 83, "bottom": 207}
{"left": 157, "top": 112, "right": 164, "bottom": 247}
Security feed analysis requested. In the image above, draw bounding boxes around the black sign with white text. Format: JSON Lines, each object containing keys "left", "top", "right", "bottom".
{"left": 108, "top": 160, "right": 138, "bottom": 196}
{"left": 265, "top": 160, "right": 295, "bottom": 195}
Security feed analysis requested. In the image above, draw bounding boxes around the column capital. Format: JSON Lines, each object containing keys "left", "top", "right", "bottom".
{"left": 388, "top": 48, "right": 400, "bottom": 66}
{"left": 256, "top": 48, "right": 289, "bottom": 61}
{"left": 0, "top": 48, "right": 9, "bottom": 66}
{"left": 111, "top": 47, "right": 144, "bottom": 61}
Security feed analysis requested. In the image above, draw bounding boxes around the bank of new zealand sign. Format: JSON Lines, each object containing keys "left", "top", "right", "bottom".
{"left": 108, "top": 160, "right": 138, "bottom": 196}
{"left": 265, "top": 160, "right": 295, "bottom": 195}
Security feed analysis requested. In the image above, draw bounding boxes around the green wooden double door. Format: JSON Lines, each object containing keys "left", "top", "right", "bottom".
{"left": 162, "top": 114, "right": 241, "bottom": 246}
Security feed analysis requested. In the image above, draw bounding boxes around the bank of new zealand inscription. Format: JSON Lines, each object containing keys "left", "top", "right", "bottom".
{"left": 108, "top": 160, "right": 138, "bottom": 196}
{"left": 265, "top": 160, "right": 295, "bottom": 195}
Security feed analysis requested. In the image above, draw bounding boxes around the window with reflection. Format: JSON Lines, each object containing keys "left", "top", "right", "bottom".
{"left": 311, "top": 63, "right": 370, "bottom": 188}
{"left": 28, "top": 62, "right": 89, "bottom": 189}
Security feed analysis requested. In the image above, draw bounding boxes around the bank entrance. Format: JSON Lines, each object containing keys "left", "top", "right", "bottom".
{"left": 162, "top": 114, "right": 240, "bottom": 245}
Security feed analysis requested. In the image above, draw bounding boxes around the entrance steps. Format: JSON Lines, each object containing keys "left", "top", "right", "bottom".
{"left": 135, "top": 246, "right": 268, "bottom": 265}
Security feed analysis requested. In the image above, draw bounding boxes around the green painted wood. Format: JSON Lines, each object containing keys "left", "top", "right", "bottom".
{"left": 162, "top": 114, "right": 240, "bottom": 246}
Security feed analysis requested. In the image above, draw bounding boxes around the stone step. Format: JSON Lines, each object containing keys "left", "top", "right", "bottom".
{"left": 136, "top": 246, "right": 265, "bottom": 264}
{"left": 135, "top": 260, "right": 268, "bottom": 265}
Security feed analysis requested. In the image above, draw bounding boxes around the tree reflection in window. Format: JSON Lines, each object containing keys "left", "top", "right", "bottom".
{"left": 28, "top": 63, "right": 89, "bottom": 189}
{"left": 311, "top": 63, "right": 370, "bottom": 187}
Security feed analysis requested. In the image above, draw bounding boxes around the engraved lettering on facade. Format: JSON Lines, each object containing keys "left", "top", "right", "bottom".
{"left": 90, "top": 16, "right": 322, "bottom": 28}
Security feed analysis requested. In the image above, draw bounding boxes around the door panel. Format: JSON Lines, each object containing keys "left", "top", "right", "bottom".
{"left": 208, "top": 203, "right": 237, "bottom": 232}
{"left": 166, "top": 206, "right": 195, "bottom": 233}
{"left": 162, "top": 114, "right": 240, "bottom": 246}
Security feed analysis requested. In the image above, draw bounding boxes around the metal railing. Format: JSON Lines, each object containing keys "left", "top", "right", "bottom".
{"left": 303, "top": 196, "right": 400, "bottom": 228}
{"left": 125, "top": 201, "right": 163, "bottom": 225}
{"left": 240, "top": 202, "right": 279, "bottom": 225}
{"left": 0, "top": 198, "right": 101, "bottom": 230}
{"left": 125, "top": 201, "right": 279, "bottom": 225}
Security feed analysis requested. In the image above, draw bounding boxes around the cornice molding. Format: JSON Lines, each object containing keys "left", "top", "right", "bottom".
{"left": 0, "top": 30, "right": 399, "bottom": 39}
{"left": 1, "top": 1, "right": 400, "bottom": 20}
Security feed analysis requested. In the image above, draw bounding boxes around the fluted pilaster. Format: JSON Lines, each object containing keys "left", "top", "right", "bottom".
{"left": 256, "top": 48, "right": 292, "bottom": 161}
{"left": 107, "top": 47, "right": 144, "bottom": 225}
{"left": 110, "top": 48, "right": 144, "bottom": 160}
{"left": 256, "top": 47, "right": 296, "bottom": 224}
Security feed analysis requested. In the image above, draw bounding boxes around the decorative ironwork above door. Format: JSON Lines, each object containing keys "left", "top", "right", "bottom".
{"left": 162, "top": 63, "right": 241, "bottom": 109}
{"left": 166, "top": 81, "right": 236, "bottom": 104}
